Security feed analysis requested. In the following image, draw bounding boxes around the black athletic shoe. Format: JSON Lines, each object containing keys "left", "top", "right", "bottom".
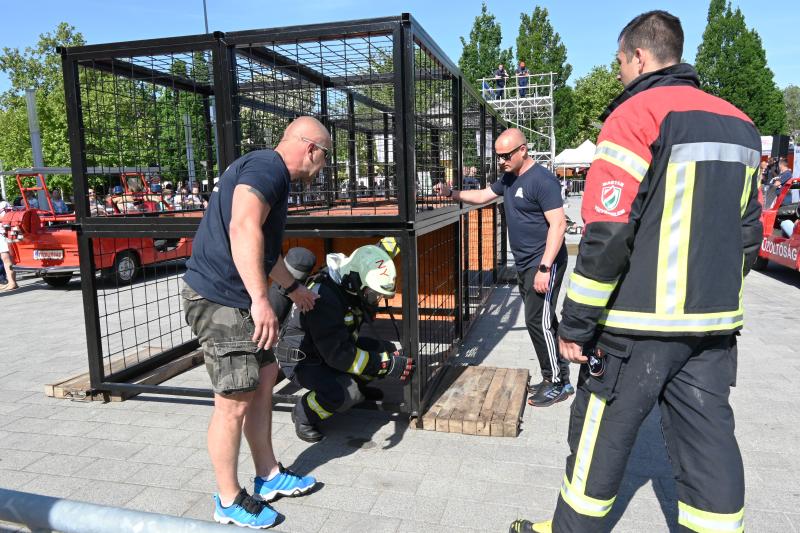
{"left": 509, "top": 519, "right": 552, "bottom": 533}
{"left": 527, "top": 379, "right": 550, "bottom": 395}
{"left": 291, "top": 407, "right": 324, "bottom": 443}
{"left": 528, "top": 382, "right": 574, "bottom": 407}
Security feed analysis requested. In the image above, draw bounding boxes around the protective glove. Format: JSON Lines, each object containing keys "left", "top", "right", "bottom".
{"left": 378, "top": 350, "right": 415, "bottom": 382}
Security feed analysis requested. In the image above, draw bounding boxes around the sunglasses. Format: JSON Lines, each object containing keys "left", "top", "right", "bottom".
{"left": 497, "top": 144, "right": 525, "bottom": 161}
{"left": 301, "top": 136, "right": 330, "bottom": 159}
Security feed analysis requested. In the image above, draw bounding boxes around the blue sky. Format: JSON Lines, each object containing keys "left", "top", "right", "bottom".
{"left": 1, "top": 0, "right": 797, "bottom": 92}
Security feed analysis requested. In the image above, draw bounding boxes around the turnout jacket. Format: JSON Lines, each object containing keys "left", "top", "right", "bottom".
{"left": 278, "top": 273, "right": 392, "bottom": 377}
{"left": 560, "top": 64, "right": 762, "bottom": 342}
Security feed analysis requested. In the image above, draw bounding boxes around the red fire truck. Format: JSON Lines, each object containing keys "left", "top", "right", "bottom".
{"left": 753, "top": 176, "right": 800, "bottom": 273}
{"left": 2, "top": 172, "right": 196, "bottom": 287}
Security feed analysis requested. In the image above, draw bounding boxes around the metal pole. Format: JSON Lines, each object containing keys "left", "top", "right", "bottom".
{"left": 0, "top": 488, "right": 232, "bottom": 533}
{"left": 202, "top": 0, "right": 209, "bottom": 33}
{"left": 183, "top": 113, "right": 197, "bottom": 190}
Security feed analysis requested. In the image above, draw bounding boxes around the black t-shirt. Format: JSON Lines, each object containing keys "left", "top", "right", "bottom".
{"left": 491, "top": 164, "right": 567, "bottom": 271}
{"left": 184, "top": 149, "right": 290, "bottom": 309}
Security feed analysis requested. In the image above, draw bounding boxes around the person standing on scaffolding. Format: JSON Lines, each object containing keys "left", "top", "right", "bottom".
{"left": 516, "top": 61, "right": 530, "bottom": 98}
{"left": 495, "top": 63, "right": 510, "bottom": 99}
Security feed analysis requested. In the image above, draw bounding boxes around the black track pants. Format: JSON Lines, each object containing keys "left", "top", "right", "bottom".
{"left": 551, "top": 333, "right": 743, "bottom": 533}
{"left": 517, "top": 264, "right": 570, "bottom": 384}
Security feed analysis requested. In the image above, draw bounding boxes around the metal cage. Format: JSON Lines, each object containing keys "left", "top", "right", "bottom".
{"left": 61, "top": 14, "right": 508, "bottom": 421}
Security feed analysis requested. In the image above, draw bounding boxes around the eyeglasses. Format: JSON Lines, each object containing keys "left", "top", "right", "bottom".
{"left": 497, "top": 144, "right": 525, "bottom": 161}
{"left": 301, "top": 136, "right": 330, "bottom": 159}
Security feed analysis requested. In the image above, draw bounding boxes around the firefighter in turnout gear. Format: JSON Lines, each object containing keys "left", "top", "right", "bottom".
{"left": 276, "top": 241, "right": 414, "bottom": 442}
{"left": 511, "top": 11, "right": 761, "bottom": 533}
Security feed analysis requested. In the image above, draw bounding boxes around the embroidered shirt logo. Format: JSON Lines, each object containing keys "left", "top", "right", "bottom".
{"left": 601, "top": 185, "right": 621, "bottom": 211}
{"left": 514, "top": 188, "right": 524, "bottom": 199}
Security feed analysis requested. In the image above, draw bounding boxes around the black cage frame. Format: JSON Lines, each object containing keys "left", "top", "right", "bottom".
{"left": 61, "top": 14, "right": 508, "bottom": 421}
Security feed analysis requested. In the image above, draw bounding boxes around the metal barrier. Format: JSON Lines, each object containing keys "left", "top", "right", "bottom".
{"left": 0, "top": 488, "right": 230, "bottom": 533}
{"left": 60, "top": 14, "right": 508, "bottom": 421}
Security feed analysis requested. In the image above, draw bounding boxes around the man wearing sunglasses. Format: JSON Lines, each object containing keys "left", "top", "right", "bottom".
{"left": 182, "top": 116, "right": 331, "bottom": 528}
{"left": 435, "top": 128, "right": 572, "bottom": 408}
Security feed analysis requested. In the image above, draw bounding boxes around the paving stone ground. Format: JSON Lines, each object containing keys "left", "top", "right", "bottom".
{"left": 1, "top": 195, "right": 799, "bottom": 532}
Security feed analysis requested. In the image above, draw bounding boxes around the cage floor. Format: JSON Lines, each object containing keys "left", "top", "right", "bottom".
{"left": 420, "top": 365, "right": 529, "bottom": 437}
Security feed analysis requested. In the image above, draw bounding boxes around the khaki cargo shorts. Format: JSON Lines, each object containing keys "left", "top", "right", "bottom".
{"left": 181, "top": 282, "right": 275, "bottom": 395}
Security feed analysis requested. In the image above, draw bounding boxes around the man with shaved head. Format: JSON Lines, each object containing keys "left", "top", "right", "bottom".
{"left": 436, "top": 128, "right": 572, "bottom": 407}
{"left": 182, "top": 116, "right": 331, "bottom": 528}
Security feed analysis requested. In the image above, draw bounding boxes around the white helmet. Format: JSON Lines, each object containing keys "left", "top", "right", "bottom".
{"left": 339, "top": 245, "right": 396, "bottom": 298}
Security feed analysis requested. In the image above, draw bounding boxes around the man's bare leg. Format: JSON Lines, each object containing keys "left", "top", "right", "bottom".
{"left": 208, "top": 390, "right": 254, "bottom": 504}
{"left": 243, "top": 362, "right": 280, "bottom": 479}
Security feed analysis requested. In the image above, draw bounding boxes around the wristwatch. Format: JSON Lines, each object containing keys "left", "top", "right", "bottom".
{"left": 537, "top": 264, "right": 551, "bottom": 273}
{"left": 284, "top": 280, "right": 301, "bottom": 295}
{"left": 446, "top": 187, "right": 455, "bottom": 198}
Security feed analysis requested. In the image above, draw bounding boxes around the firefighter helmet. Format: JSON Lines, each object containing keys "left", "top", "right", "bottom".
{"left": 339, "top": 245, "right": 396, "bottom": 298}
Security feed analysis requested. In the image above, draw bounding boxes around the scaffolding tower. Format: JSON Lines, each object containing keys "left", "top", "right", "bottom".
{"left": 477, "top": 72, "right": 555, "bottom": 169}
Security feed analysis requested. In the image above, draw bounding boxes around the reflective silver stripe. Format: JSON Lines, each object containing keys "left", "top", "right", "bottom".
{"left": 568, "top": 283, "right": 613, "bottom": 301}
{"left": 602, "top": 311, "right": 742, "bottom": 328}
{"left": 678, "top": 508, "right": 744, "bottom": 532}
{"left": 560, "top": 477, "right": 614, "bottom": 517}
{"left": 664, "top": 163, "right": 688, "bottom": 313}
{"left": 670, "top": 142, "right": 760, "bottom": 168}
{"left": 595, "top": 142, "right": 649, "bottom": 180}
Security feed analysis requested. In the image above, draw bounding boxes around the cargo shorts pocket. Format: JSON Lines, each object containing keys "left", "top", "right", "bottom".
{"left": 206, "top": 339, "right": 261, "bottom": 395}
{"left": 581, "top": 333, "right": 633, "bottom": 402}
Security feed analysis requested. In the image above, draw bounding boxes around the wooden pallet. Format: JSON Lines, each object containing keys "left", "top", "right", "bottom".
{"left": 420, "top": 366, "right": 529, "bottom": 437}
{"left": 45, "top": 347, "right": 204, "bottom": 402}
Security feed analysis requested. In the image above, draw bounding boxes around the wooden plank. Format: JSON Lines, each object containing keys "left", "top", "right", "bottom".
{"left": 490, "top": 368, "right": 517, "bottom": 436}
{"left": 434, "top": 367, "right": 472, "bottom": 433}
{"left": 502, "top": 369, "right": 530, "bottom": 437}
{"left": 446, "top": 367, "right": 484, "bottom": 433}
{"left": 45, "top": 347, "right": 204, "bottom": 402}
{"left": 456, "top": 367, "right": 494, "bottom": 435}
{"left": 476, "top": 368, "right": 508, "bottom": 436}
{"left": 422, "top": 365, "right": 462, "bottom": 430}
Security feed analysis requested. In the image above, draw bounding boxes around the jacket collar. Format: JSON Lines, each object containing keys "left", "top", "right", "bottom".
{"left": 600, "top": 63, "right": 700, "bottom": 121}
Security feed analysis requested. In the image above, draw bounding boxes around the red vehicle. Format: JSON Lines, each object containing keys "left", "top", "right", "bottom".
{"left": 753, "top": 176, "right": 800, "bottom": 272}
{"left": 2, "top": 172, "right": 196, "bottom": 287}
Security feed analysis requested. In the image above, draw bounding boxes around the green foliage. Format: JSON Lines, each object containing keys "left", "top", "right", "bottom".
{"left": 569, "top": 62, "right": 622, "bottom": 145}
{"left": 783, "top": 85, "right": 800, "bottom": 142}
{"left": 514, "top": 6, "right": 574, "bottom": 152}
{"left": 458, "top": 2, "right": 513, "bottom": 91}
{"left": 0, "top": 23, "right": 84, "bottom": 199}
{"left": 695, "top": 1, "right": 786, "bottom": 134}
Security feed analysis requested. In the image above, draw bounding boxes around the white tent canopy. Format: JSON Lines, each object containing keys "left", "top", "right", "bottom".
{"left": 554, "top": 139, "right": 596, "bottom": 168}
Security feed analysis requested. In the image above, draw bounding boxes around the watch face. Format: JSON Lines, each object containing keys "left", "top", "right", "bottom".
{"left": 538, "top": 265, "right": 550, "bottom": 273}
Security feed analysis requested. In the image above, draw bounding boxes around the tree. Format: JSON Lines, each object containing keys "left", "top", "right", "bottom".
{"left": 695, "top": 1, "right": 786, "bottom": 134}
{"left": 514, "top": 6, "right": 574, "bottom": 152}
{"left": 784, "top": 85, "right": 800, "bottom": 142}
{"left": 0, "top": 23, "right": 85, "bottom": 199}
{"left": 458, "top": 2, "right": 513, "bottom": 90}
{"left": 570, "top": 63, "right": 622, "bottom": 145}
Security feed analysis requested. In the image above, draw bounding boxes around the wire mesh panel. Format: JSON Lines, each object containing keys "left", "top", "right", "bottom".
{"left": 461, "top": 87, "right": 483, "bottom": 191}
{"left": 413, "top": 39, "right": 455, "bottom": 212}
{"left": 415, "top": 223, "right": 459, "bottom": 399}
{"left": 231, "top": 33, "right": 398, "bottom": 216}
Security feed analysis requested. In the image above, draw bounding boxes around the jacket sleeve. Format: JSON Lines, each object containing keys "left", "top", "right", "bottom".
{"left": 559, "top": 114, "right": 653, "bottom": 343}
{"left": 303, "top": 286, "right": 391, "bottom": 377}
{"left": 741, "top": 167, "right": 763, "bottom": 277}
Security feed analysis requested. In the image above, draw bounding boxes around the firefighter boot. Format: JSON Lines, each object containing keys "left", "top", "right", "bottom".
{"left": 508, "top": 519, "right": 552, "bottom": 533}
{"left": 291, "top": 401, "right": 324, "bottom": 443}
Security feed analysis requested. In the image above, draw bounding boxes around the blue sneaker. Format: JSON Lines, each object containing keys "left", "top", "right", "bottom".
{"left": 254, "top": 463, "right": 316, "bottom": 501}
{"left": 213, "top": 489, "right": 278, "bottom": 529}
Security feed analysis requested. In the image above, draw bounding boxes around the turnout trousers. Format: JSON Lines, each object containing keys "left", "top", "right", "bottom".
{"left": 552, "top": 333, "right": 744, "bottom": 533}
{"left": 517, "top": 264, "right": 571, "bottom": 384}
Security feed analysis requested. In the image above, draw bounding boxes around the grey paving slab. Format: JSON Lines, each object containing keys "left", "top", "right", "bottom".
{"left": 0, "top": 197, "right": 798, "bottom": 532}
{"left": 318, "top": 510, "right": 401, "bottom": 533}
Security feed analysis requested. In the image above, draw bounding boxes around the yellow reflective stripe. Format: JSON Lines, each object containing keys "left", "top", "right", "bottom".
{"left": 678, "top": 501, "right": 744, "bottom": 532}
{"left": 594, "top": 140, "right": 649, "bottom": 183}
{"left": 656, "top": 162, "right": 696, "bottom": 314}
{"left": 741, "top": 167, "right": 755, "bottom": 217}
{"left": 599, "top": 308, "right": 743, "bottom": 332}
{"left": 560, "top": 475, "right": 615, "bottom": 518}
{"left": 306, "top": 391, "right": 332, "bottom": 420}
{"left": 566, "top": 273, "right": 618, "bottom": 307}
{"left": 348, "top": 348, "right": 369, "bottom": 375}
{"left": 572, "top": 393, "right": 606, "bottom": 492}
